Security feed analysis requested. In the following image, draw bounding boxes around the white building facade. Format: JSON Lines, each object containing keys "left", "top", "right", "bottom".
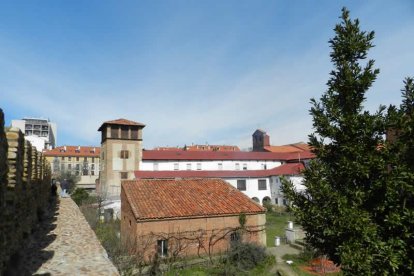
{"left": 11, "top": 118, "right": 57, "bottom": 151}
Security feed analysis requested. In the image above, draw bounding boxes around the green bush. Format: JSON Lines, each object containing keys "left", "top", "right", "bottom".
{"left": 71, "top": 188, "right": 90, "bottom": 205}
{"left": 227, "top": 242, "right": 267, "bottom": 270}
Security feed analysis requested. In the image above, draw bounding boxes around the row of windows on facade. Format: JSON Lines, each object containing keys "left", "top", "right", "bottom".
{"left": 55, "top": 156, "right": 96, "bottom": 162}
{"left": 53, "top": 163, "right": 98, "bottom": 176}
{"left": 153, "top": 163, "right": 268, "bottom": 171}
{"left": 236, "top": 179, "right": 267, "bottom": 191}
{"left": 25, "top": 130, "right": 49, "bottom": 137}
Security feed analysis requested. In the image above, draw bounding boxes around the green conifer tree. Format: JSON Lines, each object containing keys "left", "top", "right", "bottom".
{"left": 281, "top": 8, "right": 412, "bottom": 274}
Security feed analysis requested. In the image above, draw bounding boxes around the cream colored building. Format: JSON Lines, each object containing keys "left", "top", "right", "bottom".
{"left": 43, "top": 145, "right": 100, "bottom": 190}
{"left": 98, "top": 118, "right": 145, "bottom": 199}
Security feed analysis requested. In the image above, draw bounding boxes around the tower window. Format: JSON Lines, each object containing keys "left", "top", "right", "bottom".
{"left": 120, "top": 150, "right": 129, "bottom": 159}
{"left": 111, "top": 126, "right": 119, "bottom": 139}
{"left": 120, "top": 172, "right": 128, "bottom": 179}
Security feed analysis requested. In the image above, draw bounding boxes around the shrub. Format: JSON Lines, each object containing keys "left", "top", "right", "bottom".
{"left": 227, "top": 242, "right": 267, "bottom": 270}
{"left": 71, "top": 188, "right": 90, "bottom": 205}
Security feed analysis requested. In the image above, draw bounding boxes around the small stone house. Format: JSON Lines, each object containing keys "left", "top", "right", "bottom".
{"left": 121, "top": 178, "right": 266, "bottom": 261}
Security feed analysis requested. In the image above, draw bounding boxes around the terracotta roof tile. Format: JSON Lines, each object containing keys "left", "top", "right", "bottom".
{"left": 122, "top": 178, "right": 265, "bottom": 221}
{"left": 43, "top": 146, "right": 100, "bottom": 157}
{"left": 98, "top": 118, "right": 145, "bottom": 131}
{"left": 135, "top": 163, "right": 304, "bottom": 179}
{"left": 142, "top": 150, "right": 314, "bottom": 161}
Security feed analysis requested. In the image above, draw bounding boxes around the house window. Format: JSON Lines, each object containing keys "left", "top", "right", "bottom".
{"left": 237, "top": 180, "right": 246, "bottom": 191}
{"left": 92, "top": 157, "right": 95, "bottom": 163}
{"left": 120, "top": 172, "right": 128, "bottom": 179}
{"left": 157, "top": 240, "right": 168, "bottom": 257}
{"left": 174, "top": 163, "right": 179, "bottom": 170}
{"left": 68, "top": 164, "right": 72, "bottom": 170}
{"left": 120, "top": 150, "right": 129, "bottom": 159}
{"left": 197, "top": 163, "right": 202, "bottom": 170}
{"left": 235, "top": 163, "right": 240, "bottom": 170}
{"left": 186, "top": 163, "right": 191, "bottom": 170}
{"left": 84, "top": 157, "right": 87, "bottom": 162}
{"left": 61, "top": 156, "right": 65, "bottom": 161}
{"left": 218, "top": 163, "right": 223, "bottom": 170}
{"left": 153, "top": 163, "right": 159, "bottom": 171}
{"left": 242, "top": 163, "right": 247, "bottom": 170}
{"left": 258, "top": 179, "right": 267, "bottom": 190}
{"left": 230, "top": 232, "right": 240, "bottom": 242}
{"left": 76, "top": 157, "right": 79, "bottom": 161}
{"left": 261, "top": 164, "right": 266, "bottom": 170}
{"left": 68, "top": 157, "right": 72, "bottom": 161}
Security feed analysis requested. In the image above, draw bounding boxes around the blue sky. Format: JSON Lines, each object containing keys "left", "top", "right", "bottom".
{"left": 1, "top": 1, "right": 413, "bottom": 149}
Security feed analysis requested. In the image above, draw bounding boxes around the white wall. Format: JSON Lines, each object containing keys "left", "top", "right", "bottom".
{"left": 270, "top": 176, "right": 305, "bottom": 206}
{"left": 140, "top": 160, "right": 282, "bottom": 171}
{"left": 224, "top": 178, "right": 272, "bottom": 204}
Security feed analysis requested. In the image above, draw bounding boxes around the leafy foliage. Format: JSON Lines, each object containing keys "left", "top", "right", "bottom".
{"left": 71, "top": 188, "right": 90, "bottom": 205}
{"left": 282, "top": 7, "right": 414, "bottom": 275}
{"left": 56, "top": 170, "right": 80, "bottom": 194}
{"left": 227, "top": 241, "right": 267, "bottom": 270}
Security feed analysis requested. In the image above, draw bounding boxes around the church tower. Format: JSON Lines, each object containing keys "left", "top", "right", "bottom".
{"left": 98, "top": 119, "right": 145, "bottom": 198}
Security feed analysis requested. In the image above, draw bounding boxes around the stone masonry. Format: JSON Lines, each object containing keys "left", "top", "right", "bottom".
{"left": 0, "top": 109, "right": 51, "bottom": 274}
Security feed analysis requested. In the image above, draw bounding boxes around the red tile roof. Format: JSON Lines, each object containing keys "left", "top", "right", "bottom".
{"left": 142, "top": 150, "right": 314, "bottom": 161}
{"left": 184, "top": 145, "right": 240, "bottom": 152}
{"left": 98, "top": 118, "right": 145, "bottom": 131}
{"left": 263, "top": 142, "right": 312, "bottom": 153}
{"left": 122, "top": 178, "right": 265, "bottom": 221}
{"left": 135, "top": 163, "right": 304, "bottom": 179}
{"left": 43, "top": 146, "right": 100, "bottom": 157}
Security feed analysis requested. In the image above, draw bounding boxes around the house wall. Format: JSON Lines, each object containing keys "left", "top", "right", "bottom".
{"left": 140, "top": 160, "right": 282, "bottom": 171}
{"left": 121, "top": 188, "right": 266, "bottom": 261}
{"left": 270, "top": 176, "right": 304, "bottom": 206}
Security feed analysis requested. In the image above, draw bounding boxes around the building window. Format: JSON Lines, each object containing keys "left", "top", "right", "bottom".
{"left": 153, "top": 163, "right": 159, "bottom": 171}
{"left": 84, "top": 157, "right": 87, "bottom": 162}
{"left": 68, "top": 157, "right": 72, "bottom": 161}
{"left": 92, "top": 157, "right": 95, "bottom": 163}
{"left": 174, "top": 163, "right": 179, "bottom": 170}
{"left": 218, "top": 163, "right": 223, "bottom": 170}
{"left": 237, "top": 180, "right": 246, "bottom": 191}
{"left": 157, "top": 240, "right": 168, "bottom": 257}
{"left": 243, "top": 163, "right": 247, "bottom": 170}
{"left": 82, "top": 162, "right": 89, "bottom": 176}
{"left": 120, "top": 172, "right": 128, "bottom": 179}
{"left": 131, "top": 129, "right": 138, "bottom": 140}
{"left": 68, "top": 164, "right": 72, "bottom": 170}
{"left": 111, "top": 126, "right": 119, "bottom": 139}
{"left": 121, "top": 126, "right": 129, "bottom": 139}
{"left": 186, "top": 163, "right": 191, "bottom": 170}
{"left": 120, "top": 150, "right": 129, "bottom": 159}
{"left": 61, "top": 156, "right": 65, "bottom": 161}
{"left": 76, "top": 157, "right": 79, "bottom": 161}
{"left": 230, "top": 232, "right": 240, "bottom": 242}
{"left": 197, "top": 163, "right": 202, "bottom": 170}
{"left": 258, "top": 179, "right": 267, "bottom": 190}
{"left": 235, "top": 163, "right": 240, "bottom": 170}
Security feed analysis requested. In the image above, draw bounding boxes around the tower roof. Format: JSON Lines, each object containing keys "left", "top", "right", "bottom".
{"left": 98, "top": 118, "right": 145, "bottom": 131}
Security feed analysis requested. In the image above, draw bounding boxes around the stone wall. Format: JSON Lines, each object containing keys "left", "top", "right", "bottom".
{"left": 0, "top": 109, "right": 52, "bottom": 273}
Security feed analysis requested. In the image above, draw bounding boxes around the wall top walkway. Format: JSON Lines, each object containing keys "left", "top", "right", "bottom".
{"left": 9, "top": 198, "right": 119, "bottom": 275}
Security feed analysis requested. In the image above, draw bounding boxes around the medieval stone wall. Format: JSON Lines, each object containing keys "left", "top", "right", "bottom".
{"left": 0, "top": 109, "right": 51, "bottom": 273}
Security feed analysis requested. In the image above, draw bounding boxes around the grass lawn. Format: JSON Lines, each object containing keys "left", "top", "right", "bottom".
{"left": 265, "top": 212, "right": 295, "bottom": 247}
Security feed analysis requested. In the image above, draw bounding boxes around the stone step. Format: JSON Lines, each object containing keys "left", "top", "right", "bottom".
{"left": 289, "top": 242, "right": 304, "bottom": 251}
